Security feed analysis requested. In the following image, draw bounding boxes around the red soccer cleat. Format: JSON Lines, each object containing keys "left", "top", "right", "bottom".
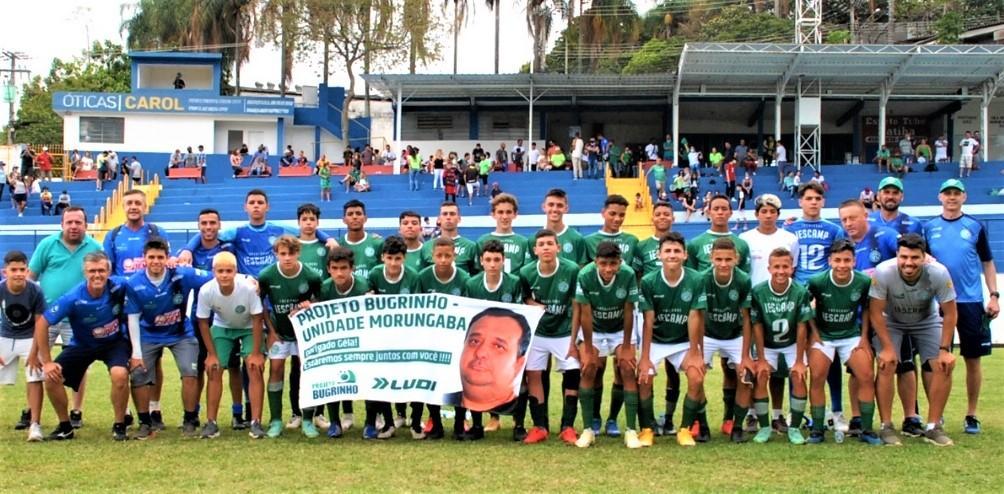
{"left": 523, "top": 426, "right": 549, "bottom": 444}
{"left": 721, "top": 419, "right": 734, "bottom": 436}
{"left": 559, "top": 426, "right": 578, "bottom": 445}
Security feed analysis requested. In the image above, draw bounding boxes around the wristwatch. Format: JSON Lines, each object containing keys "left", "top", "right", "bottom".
{"left": 939, "top": 346, "right": 951, "bottom": 353}
{"left": 990, "top": 291, "right": 1000, "bottom": 299}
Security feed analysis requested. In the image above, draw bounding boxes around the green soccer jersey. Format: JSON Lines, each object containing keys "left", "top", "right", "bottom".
{"left": 685, "top": 230, "right": 752, "bottom": 273}
{"left": 519, "top": 258, "right": 580, "bottom": 338}
{"left": 405, "top": 245, "right": 424, "bottom": 272}
{"left": 583, "top": 230, "right": 640, "bottom": 266}
{"left": 298, "top": 238, "right": 329, "bottom": 278}
{"left": 416, "top": 265, "right": 470, "bottom": 296}
{"left": 342, "top": 232, "right": 384, "bottom": 279}
{"left": 639, "top": 267, "right": 707, "bottom": 344}
{"left": 556, "top": 226, "right": 586, "bottom": 265}
{"left": 750, "top": 279, "right": 814, "bottom": 349}
{"left": 367, "top": 265, "right": 419, "bottom": 295}
{"left": 574, "top": 262, "right": 640, "bottom": 335}
{"left": 465, "top": 272, "right": 523, "bottom": 304}
{"left": 632, "top": 235, "right": 663, "bottom": 275}
{"left": 807, "top": 270, "right": 870, "bottom": 341}
{"left": 319, "top": 274, "right": 370, "bottom": 301}
{"left": 258, "top": 263, "right": 323, "bottom": 341}
{"left": 420, "top": 234, "right": 480, "bottom": 275}
{"left": 477, "top": 232, "right": 531, "bottom": 274}
{"left": 702, "top": 267, "right": 752, "bottom": 340}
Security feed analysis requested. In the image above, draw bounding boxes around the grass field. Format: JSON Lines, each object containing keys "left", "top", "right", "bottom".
{"left": 1, "top": 353, "right": 1003, "bottom": 493}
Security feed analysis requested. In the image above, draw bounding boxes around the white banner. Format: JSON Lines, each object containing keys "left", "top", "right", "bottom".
{"left": 292, "top": 294, "right": 544, "bottom": 412}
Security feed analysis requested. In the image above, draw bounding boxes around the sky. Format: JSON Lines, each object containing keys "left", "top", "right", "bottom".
{"left": 0, "top": 0, "right": 659, "bottom": 97}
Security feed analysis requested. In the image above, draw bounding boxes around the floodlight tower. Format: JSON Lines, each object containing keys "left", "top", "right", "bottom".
{"left": 794, "top": 0, "right": 822, "bottom": 171}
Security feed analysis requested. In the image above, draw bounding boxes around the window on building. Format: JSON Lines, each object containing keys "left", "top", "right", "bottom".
{"left": 416, "top": 114, "right": 453, "bottom": 130}
{"left": 79, "top": 117, "right": 125, "bottom": 144}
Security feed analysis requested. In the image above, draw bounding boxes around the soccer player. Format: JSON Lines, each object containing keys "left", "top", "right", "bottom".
{"left": 870, "top": 234, "right": 958, "bottom": 446}
{"left": 805, "top": 239, "right": 881, "bottom": 445}
{"left": 196, "top": 252, "right": 266, "bottom": 439}
{"left": 297, "top": 203, "right": 329, "bottom": 277}
{"left": 125, "top": 238, "right": 212, "bottom": 438}
{"left": 463, "top": 240, "right": 524, "bottom": 442}
{"left": 34, "top": 252, "right": 137, "bottom": 441}
{"left": 415, "top": 237, "right": 471, "bottom": 440}
{"left": 573, "top": 241, "right": 641, "bottom": 448}
{"left": 924, "top": 179, "right": 998, "bottom": 434}
{"left": 749, "top": 247, "right": 813, "bottom": 445}
{"left": 838, "top": 200, "right": 897, "bottom": 274}
{"left": 398, "top": 210, "right": 425, "bottom": 271}
{"left": 520, "top": 230, "right": 581, "bottom": 445}
{"left": 739, "top": 194, "right": 799, "bottom": 287}
{"left": 478, "top": 193, "right": 531, "bottom": 274}
{"left": 257, "top": 235, "right": 323, "bottom": 439}
{"left": 636, "top": 232, "right": 708, "bottom": 447}
{"left": 700, "top": 238, "right": 755, "bottom": 443}
{"left": 1, "top": 251, "right": 46, "bottom": 441}
{"left": 341, "top": 199, "right": 384, "bottom": 279}
{"left": 420, "top": 202, "right": 480, "bottom": 275}
{"left": 104, "top": 189, "right": 169, "bottom": 276}
{"left": 686, "top": 194, "right": 751, "bottom": 273}
{"left": 541, "top": 188, "right": 586, "bottom": 265}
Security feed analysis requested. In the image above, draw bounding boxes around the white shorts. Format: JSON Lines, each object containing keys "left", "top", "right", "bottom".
{"left": 0, "top": 337, "right": 44, "bottom": 384}
{"left": 811, "top": 336, "right": 860, "bottom": 365}
{"left": 646, "top": 341, "right": 692, "bottom": 374}
{"left": 268, "top": 340, "right": 299, "bottom": 360}
{"left": 960, "top": 154, "right": 973, "bottom": 169}
{"left": 47, "top": 321, "right": 73, "bottom": 347}
{"left": 580, "top": 332, "right": 625, "bottom": 358}
{"left": 763, "top": 345, "right": 803, "bottom": 372}
{"left": 526, "top": 335, "right": 579, "bottom": 371}
{"left": 703, "top": 337, "right": 744, "bottom": 368}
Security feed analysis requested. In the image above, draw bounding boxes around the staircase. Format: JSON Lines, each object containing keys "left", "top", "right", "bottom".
{"left": 605, "top": 166, "right": 653, "bottom": 240}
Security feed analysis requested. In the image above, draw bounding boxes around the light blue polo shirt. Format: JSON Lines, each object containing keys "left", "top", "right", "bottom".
{"left": 28, "top": 232, "right": 103, "bottom": 304}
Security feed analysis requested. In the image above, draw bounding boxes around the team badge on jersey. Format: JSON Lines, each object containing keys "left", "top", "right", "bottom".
{"left": 558, "top": 281, "right": 569, "bottom": 292}
{"left": 960, "top": 229, "right": 972, "bottom": 240}
{"left": 563, "top": 243, "right": 573, "bottom": 253}
{"left": 298, "top": 283, "right": 309, "bottom": 294}
{"left": 850, "top": 291, "right": 861, "bottom": 301}
{"left": 235, "top": 305, "right": 246, "bottom": 314}
{"left": 870, "top": 249, "right": 881, "bottom": 263}
{"left": 316, "top": 246, "right": 326, "bottom": 256}
{"left": 681, "top": 290, "right": 692, "bottom": 302}
{"left": 616, "top": 288, "right": 627, "bottom": 299}
{"left": 729, "top": 289, "right": 739, "bottom": 301}
{"left": 112, "top": 304, "right": 121, "bottom": 315}
{"left": 365, "top": 247, "right": 375, "bottom": 256}
{"left": 172, "top": 293, "right": 184, "bottom": 305}
{"left": 268, "top": 236, "right": 277, "bottom": 245}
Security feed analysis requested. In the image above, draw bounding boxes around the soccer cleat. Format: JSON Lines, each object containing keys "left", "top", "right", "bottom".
{"left": 859, "top": 431, "right": 883, "bottom": 446}
{"left": 48, "top": 426, "right": 75, "bottom": 441}
{"left": 70, "top": 409, "right": 84, "bottom": 429}
{"left": 125, "top": 410, "right": 134, "bottom": 428}
{"left": 559, "top": 427, "right": 578, "bottom": 445}
{"left": 624, "top": 429, "right": 643, "bottom": 449}
{"left": 150, "top": 411, "right": 164, "bottom": 432}
{"left": 231, "top": 415, "right": 248, "bottom": 430}
{"left": 720, "top": 419, "right": 734, "bottom": 436}
{"left": 638, "top": 428, "right": 655, "bottom": 447}
{"left": 575, "top": 428, "right": 596, "bottom": 448}
{"left": 901, "top": 416, "right": 924, "bottom": 437}
{"left": 410, "top": 427, "right": 426, "bottom": 440}
{"left": 15, "top": 409, "right": 30, "bottom": 430}
{"left": 341, "top": 413, "right": 355, "bottom": 431}
{"left": 394, "top": 415, "right": 406, "bottom": 429}
{"left": 590, "top": 418, "right": 601, "bottom": 435}
{"left": 464, "top": 426, "right": 485, "bottom": 441}
{"left": 27, "top": 423, "right": 44, "bottom": 442}
{"left": 831, "top": 412, "right": 848, "bottom": 433}
{"left": 377, "top": 425, "right": 396, "bottom": 439}
{"left": 878, "top": 425, "right": 902, "bottom": 446}
{"left": 201, "top": 420, "right": 221, "bottom": 439}
{"left": 182, "top": 420, "right": 199, "bottom": 438}
{"left": 787, "top": 428, "right": 806, "bottom": 445}
{"left": 512, "top": 425, "right": 528, "bottom": 442}
{"left": 689, "top": 420, "right": 700, "bottom": 438}
{"left": 112, "top": 424, "right": 129, "bottom": 442}
{"left": 375, "top": 415, "right": 385, "bottom": 431}
{"left": 426, "top": 425, "right": 444, "bottom": 440}
{"left": 134, "top": 423, "right": 154, "bottom": 440}
{"left": 663, "top": 419, "right": 677, "bottom": 435}
{"left": 285, "top": 415, "right": 302, "bottom": 429}
{"left": 523, "top": 426, "right": 549, "bottom": 444}
{"left": 604, "top": 419, "right": 621, "bottom": 437}
{"left": 807, "top": 430, "right": 825, "bottom": 444}
{"left": 847, "top": 416, "right": 863, "bottom": 437}
{"left": 266, "top": 420, "right": 283, "bottom": 438}
{"left": 362, "top": 425, "right": 378, "bottom": 440}
{"left": 695, "top": 424, "right": 711, "bottom": 443}
{"left": 302, "top": 420, "right": 320, "bottom": 438}
{"left": 676, "top": 428, "right": 696, "bottom": 447}
{"left": 423, "top": 418, "right": 434, "bottom": 434}
{"left": 313, "top": 414, "right": 331, "bottom": 430}
{"left": 743, "top": 414, "right": 758, "bottom": 433}
{"left": 730, "top": 428, "right": 747, "bottom": 443}
{"left": 964, "top": 416, "right": 982, "bottom": 435}
{"left": 924, "top": 425, "right": 954, "bottom": 446}
{"left": 484, "top": 416, "right": 501, "bottom": 432}
{"left": 753, "top": 427, "right": 772, "bottom": 444}
{"left": 771, "top": 416, "right": 788, "bottom": 434}
{"left": 248, "top": 421, "right": 266, "bottom": 439}
{"left": 327, "top": 423, "right": 344, "bottom": 439}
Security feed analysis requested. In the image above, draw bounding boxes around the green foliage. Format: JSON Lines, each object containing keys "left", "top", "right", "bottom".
{"left": 826, "top": 29, "right": 852, "bottom": 44}
{"left": 5, "top": 42, "right": 131, "bottom": 145}
{"left": 934, "top": 11, "right": 965, "bottom": 44}
{"left": 696, "top": 5, "right": 793, "bottom": 43}
{"left": 621, "top": 37, "right": 684, "bottom": 74}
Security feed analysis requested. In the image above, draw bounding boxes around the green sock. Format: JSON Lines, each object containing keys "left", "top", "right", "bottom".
{"left": 733, "top": 402, "right": 748, "bottom": 424}
{"left": 639, "top": 396, "right": 654, "bottom": 429}
{"left": 754, "top": 398, "right": 770, "bottom": 427}
{"left": 681, "top": 396, "right": 701, "bottom": 428}
{"left": 697, "top": 400, "right": 708, "bottom": 429}
{"left": 790, "top": 395, "right": 807, "bottom": 429}
{"left": 860, "top": 401, "right": 876, "bottom": 433}
{"left": 579, "top": 388, "right": 595, "bottom": 428}
{"left": 608, "top": 383, "right": 624, "bottom": 421}
{"left": 624, "top": 391, "right": 639, "bottom": 430}
{"left": 592, "top": 384, "right": 603, "bottom": 421}
{"left": 811, "top": 405, "right": 826, "bottom": 432}
{"left": 722, "top": 388, "right": 736, "bottom": 423}
{"left": 302, "top": 406, "right": 315, "bottom": 422}
{"left": 267, "top": 385, "right": 283, "bottom": 423}
{"left": 560, "top": 394, "right": 578, "bottom": 429}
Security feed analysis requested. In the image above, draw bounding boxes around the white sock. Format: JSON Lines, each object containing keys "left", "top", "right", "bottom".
{"left": 772, "top": 409, "right": 783, "bottom": 420}
{"left": 149, "top": 401, "right": 162, "bottom": 412}
{"left": 926, "top": 423, "right": 936, "bottom": 431}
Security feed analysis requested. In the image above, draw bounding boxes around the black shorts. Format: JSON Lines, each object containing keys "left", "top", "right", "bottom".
{"left": 55, "top": 339, "right": 131, "bottom": 391}
{"left": 13, "top": 193, "right": 26, "bottom": 203}
{"left": 956, "top": 302, "right": 991, "bottom": 359}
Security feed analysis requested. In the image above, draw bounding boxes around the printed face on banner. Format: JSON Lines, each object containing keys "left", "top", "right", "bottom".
{"left": 459, "top": 310, "right": 529, "bottom": 412}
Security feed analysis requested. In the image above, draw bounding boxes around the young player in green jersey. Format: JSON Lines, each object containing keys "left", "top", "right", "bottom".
{"left": 749, "top": 247, "right": 813, "bottom": 444}
{"left": 297, "top": 203, "right": 328, "bottom": 277}
{"left": 478, "top": 193, "right": 531, "bottom": 274}
{"left": 420, "top": 202, "right": 480, "bottom": 274}
{"left": 257, "top": 236, "right": 323, "bottom": 439}
{"left": 520, "top": 229, "right": 582, "bottom": 445}
{"left": 398, "top": 210, "right": 424, "bottom": 272}
{"left": 637, "top": 232, "right": 709, "bottom": 447}
{"left": 686, "top": 194, "right": 752, "bottom": 273}
{"left": 701, "top": 237, "right": 755, "bottom": 443}
{"left": 573, "top": 241, "right": 642, "bottom": 448}
{"left": 806, "top": 239, "right": 881, "bottom": 445}
{"left": 414, "top": 237, "right": 471, "bottom": 440}
{"left": 542, "top": 188, "right": 586, "bottom": 265}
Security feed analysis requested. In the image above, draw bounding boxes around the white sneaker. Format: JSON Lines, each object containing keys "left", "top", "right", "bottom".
{"left": 377, "top": 426, "right": 396, "bottom": 439}
{"left": 341, "top": 413, "right": 354, "bottom": 431}
{"left": 313, "top": 415, "right": 330, "bottom": 430}
{"left": 624, "top": 429, "right": 643, "bottom": 449}
{"left": 27, "top": 423, "right": 43, "bottom": 442}
{"left": 832, "top": 412, "right": 849, "bottom": 433}
{"left": 575, "top": 428, "right": 596, "bottom": 448}
{"left": 394, "top": 416, "right": 405, "bottom": 429}
{"left": 375, "top": 415, "right": 385, "bottom": 430}
{"left": 285, "top": 415, "right": 302, "bottom": 429}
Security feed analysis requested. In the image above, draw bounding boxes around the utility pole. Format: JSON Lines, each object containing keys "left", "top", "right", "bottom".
{"left": 1, "top": 51, "right": 31, "bottom": 145}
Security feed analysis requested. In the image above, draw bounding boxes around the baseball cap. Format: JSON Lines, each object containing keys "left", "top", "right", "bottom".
{"left": 878, "top": 177, "right": 903, "bottom": 191}
{"left": 940, "top": 178, "right": 966, "bottom": 193}
{"left": 754, "top": 193, "right": 782, "bottom": 211}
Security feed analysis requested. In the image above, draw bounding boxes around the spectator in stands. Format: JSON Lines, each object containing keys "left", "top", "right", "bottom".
{"left": 280, "top": 145, "right": 294, "bottom": 167}
{"left": 380, "top": 144, "right": 396, "bottom": 166}
{"left": 296, "top": 150, "right": 309, "bottom": 167}
{"left": 681, "top": 191, "right": 698, "bottom": 222}
{"left": 184, "top": 146, "right": 197, "bottom": 168}
{"left": 0, "top": 162, "right": 5, "bottom": 201}
{"left": 512, "top": 139, "right": 525, "bottom": 171}
{"left": 472, "top": 143, "right": 485, "bottom": 162}
{"left": 584, "top": 138, "right": 600, "bottom": 179}
{"left": 775, "top": 141, "right": 788, "bottom": 182}
{"left": 899, "top": 133, "right": 914, "bottom": 167}
{"left": 763, "top": 136, "right": 776, "bottom": 166}
{"left": 645, "top": 138, "right": 659, "bottom": 163}
{"left": 12, "top": 174, "right": 27, "bottom": 217}
{"left": 489, "top": 182, "right": 502, "bottom": 200}
{"left": 916, "top": 137, "right": 932, "bottom": 166}
{"left": 570, "top": 132, "right": 584, "bottom": 179}
{"left": 430, "top": 149, "right": 445, "bottom": 189}
{"left": 527, "top": 142, "right": 540, "bottom": 172}
{"left": 96, "top": 152, "right": 108, "bottom": 191}
{"left": 742, "top": 173, "right": 754, "bottom": 201}
{"left": 960, "top": 130, "right": 977, "bottom": 178}
{"left": 107, "top": 151, "right": 119, "bottom": 180}
{"left": 20, "top": 144, "right": 35, "bottom": 179}
{"left": 54, "top": 190, "right": 70, "bottom": 216}
{"left": 670, "top": 170, "right": 688, "bottom": 201}
{"left": 443, "top": 158, "right": 458, "bottom": 203}
{"left": 810, "top": 170, "right": 828, "bottom": 192}
{"left": 195, "top": 146, "right": 207, "bottom": 184}
{"left": 723, "top": 141, "right": 734, "bottom": 163}
{"left": 875, "top": 144, "right": 891, "bottom": 173}
{"left": 173, "top": 72, "right": 186, "bottom": 89}
{"left": 36, "top": 146, "right": 53, "bottom": 181}
{"left": 935, "top": 134, "right": 949, "bottom": 164}
{"left": 251, "top": 145, "right": 268, "bottom": 173}
{"left": 687, "top": 146, "right": 701, "bottom": 172}
{"left": 129, "top": 156, "right": 144, "bottom": 185}
{"left": 230, "top": 149, "right": 243, "bottom": 177}
{"left": 478, "top": 152, "right": 491, "bottom": 192}
{"left": 783, "top": 171, "right": 796, "bottom": 197}
{"left": 973, "top": 130, "right": 982, "bottom": 170}
{"left": 495, "top": 143, "right": 509, "bottom": 173}
{"left": 544, "top": 141, "right": 563, "bottom": 171}
{"left": 69, "top": 149, "right": 80, "bottom": 175}
{"left": 40, "top": 186, "right": 53, "bottom": 216}
{"left": 456, "top": 152, "right": 469, "bottom": 199}
{"left": 354, "top": 171, "right": 371, "bottom": 193}
{"left": 362, "top": 144, "right": 374, "bottom": 166}
{"left": 734, "top": 139, "right": 748, "bottom": 167}
{"left": 342, "top": 165, "right": 360, "bottom": 192}
{"left": 317, "top": 154, "right": 332, "bottom": 202}
{"left": 407, "top": 146, "right": 422, "bottom": 191}
{"left": 723, "top": 156, "right": 737, "bottom": 199}
{"left": 422, "top": 217, "right": 437, "bottom": 240}
{"left": 169, "top": 149, "right": 184, "bottom": 169}
{"left": 6, "top": 172, "right": 15, "bottom": 209}
{"left": 790, "top": 171, "right": 801, "bottom": 197}
{"left": 708, "top": 146, "right": 724, "bottom": 175}
{"left": 608, "top": 139, "right": 623, "bottom": 177}
{"left": 79, "top": 152, "right": 94, "bottom": 173}
{"left": 622, "top": 144, "right": 637, "bottom": 178}
{"left": 890, "top": 150, "right": 908, "bottom": 177}
{"left": 744, "top": 148, "right": 758, "bottom": 175}
{"left": 463, "top": 160, "right": 480, "bottom": 205}
{"left": 239, "top": 143, "right": 249, "bottom": 158}
{"left": 859, "top": 186, "right": 875, "bottom": 210}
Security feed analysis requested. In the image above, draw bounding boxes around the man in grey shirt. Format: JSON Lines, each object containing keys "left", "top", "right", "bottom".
{"left": 869, "top": 233, "right": 958, "bottom": 447}
{"left": 899, "top": 133, "right": 914, "bottom": 166}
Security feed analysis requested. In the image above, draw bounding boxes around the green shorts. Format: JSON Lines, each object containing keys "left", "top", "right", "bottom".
{"left": 211, "top": 325, "right": 257, "bottom": 360}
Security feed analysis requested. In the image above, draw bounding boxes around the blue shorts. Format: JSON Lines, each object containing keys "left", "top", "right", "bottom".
{"left": 956, "top": 302, "right": 991, "bottom": 359}
{"left": 55, "top": 339, "right": 131, "bottom": 391}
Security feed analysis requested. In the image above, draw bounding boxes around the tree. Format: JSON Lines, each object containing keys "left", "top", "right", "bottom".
{"left": 696, "top": 5, "right": 793, "bottom": 42}
{"left": 259, "top": 0, "right": 303, "bottom": 95}
{"left": 6, "top": 42, "right": 131, "bottom": 144}
{"left": 485, "top": 0, "right": 501, "bottom": 74}
{"left": 621, "top": 36, "right": 684, "bottom": 74}
{"left": 527, "top": 0, "right": 565, "bottom": 72}
{"left": 402, "top": 0, "right": 441, "bottom": 73}
{"left": 933, "top": 11, "right": 964, "bottom": 43}
{"left": 445, "top": 0, "right": 470, "bottom": 74}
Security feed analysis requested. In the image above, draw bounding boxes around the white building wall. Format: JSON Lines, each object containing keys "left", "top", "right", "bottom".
{"left": 952, "top": 99, "right": 1004, "bottom": 159}
{"left": 63, "top": 113, "right": 216, "bottom": 153}
{"left": 212, "top": 120, "right": 278, "bottom": 154}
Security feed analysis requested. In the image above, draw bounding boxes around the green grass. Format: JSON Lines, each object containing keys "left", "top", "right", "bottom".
{"left": 2, "top": 354, "right": 1003, "bottom": 493}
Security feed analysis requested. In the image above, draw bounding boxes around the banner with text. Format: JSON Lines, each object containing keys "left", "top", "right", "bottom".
{"left": 292, "top": 294, "right": 544, "bottom": 412}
